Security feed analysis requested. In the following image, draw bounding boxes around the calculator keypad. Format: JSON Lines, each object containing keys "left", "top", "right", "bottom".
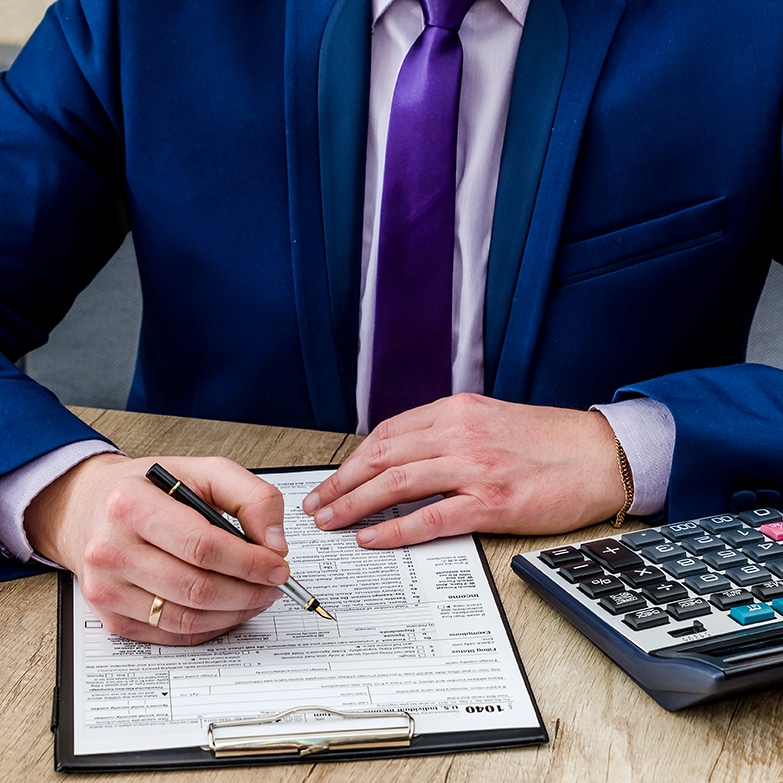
{"left": 524, "top": 508, "right": 783, "bottom": 653}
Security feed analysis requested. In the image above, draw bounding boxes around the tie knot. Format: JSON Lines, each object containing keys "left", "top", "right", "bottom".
{"left": 421, "top": 0, "right": 476, "bottom": 31}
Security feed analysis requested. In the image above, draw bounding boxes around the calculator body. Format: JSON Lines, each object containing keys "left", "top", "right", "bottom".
{"left": 511, "top": 508, "right": 783, "bottom": 710}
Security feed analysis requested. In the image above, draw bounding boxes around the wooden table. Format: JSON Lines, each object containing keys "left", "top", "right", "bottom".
{"left": 1, "top": 407, "right": 781, "bottom": 783}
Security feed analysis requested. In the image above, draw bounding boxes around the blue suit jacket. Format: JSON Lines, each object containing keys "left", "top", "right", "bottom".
{"left": 1, "top": 0, "right": 783, "bottom": 578}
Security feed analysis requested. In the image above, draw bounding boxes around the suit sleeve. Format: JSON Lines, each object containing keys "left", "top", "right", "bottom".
{"left": 0, "top": 0, "right": 125, "bottom": 477}
{"left": 617, "top": 358, "right": 783, "bottom": 523}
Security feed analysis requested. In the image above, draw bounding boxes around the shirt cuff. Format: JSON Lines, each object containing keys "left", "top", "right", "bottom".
{"left": 591, "top": 397, "right": 675, "bottom": 517}
{"left": 0, "top": 440, "right": 123, "bottom": 566}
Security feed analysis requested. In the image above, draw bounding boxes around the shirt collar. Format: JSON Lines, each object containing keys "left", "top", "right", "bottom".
{"left": 372, "top": 0, "right": 529, "bottom": 30}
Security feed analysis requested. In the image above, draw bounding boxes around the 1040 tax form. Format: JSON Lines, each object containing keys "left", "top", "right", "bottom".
{"left": 54, "top": 467, "right": 546, "bottom": 771}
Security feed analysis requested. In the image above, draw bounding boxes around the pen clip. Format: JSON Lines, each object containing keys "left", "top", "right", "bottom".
{"left": 206, "top": 705, "right": 415, "bottom": 757}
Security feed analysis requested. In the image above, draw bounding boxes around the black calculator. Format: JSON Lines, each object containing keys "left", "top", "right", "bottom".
{"left": 511, "top": 507, "right": 783, "bottom": 710}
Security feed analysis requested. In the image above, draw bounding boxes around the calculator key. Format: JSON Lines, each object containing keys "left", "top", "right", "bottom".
{"left": 681, "top": 534, "right": 725, "bottom": 555}
{"left": 729, "top": 602, "right": 776, "bottom": 625}
{"left": 698, "top": 514, "right": 741, "bottom": 534}
{"left": 640, "top": 542, "right": 687, "bottom": 564}
{"left": 598, "top": 591, "right": 647, "bottom": 615}
{"left": 558, "top": 559, "right": 604, "bottom": 583}
{"left": 684, "top": 572, "right": 732, "bottom": 595}
{"left": 619, "top": 564, "right": 666, "bottom": 588}
{"left": 738, "top": 508, "right": 783, "bottom": 528}
{"left": 539, "top": 546, "right": 583, "bottom": 568}
{"left": 578, "top": 575, "right": 626, "bottom": 599}
{"left": 772, "top": 597, "right": 783, "bottom": 615}
{"left": 742, "top": 541, "right": 783, "bottom": 563}
{"left": 581, "top": 539, "right": 644, "bottom": 573}
{"left": 660, "top": 521, "right": 703, "bottom": 541}
{"left": 709, "top": 588, "right": 754, "bottom": 610}
{"left": 750, "top": 580, "right": 783, "bottom": 601}
{"left": 760, "top": 521, "right": 783, "bottom": 541}
{"left": 766, "top": 559, "right": 783, "bottom": 579}
{"left": 642, "top": 581, "right": 689, "bottom": 605}
{"left": 623, "top": 607, "right": 670, "bottom": 631}
{"left": 726, "top": 563, "right": 773, "bottom": 587}
{"left": 667, "top": 597, "right": 712, "bottom": 621}
{"left": 621, "top": 529, "right": 665, "bottom": 550}
{"left": 702, "top": 548, "right": 747, "bottom": 570}
{"left": 720, "top": 528, "right": 765, "bottom": 548}
{"left": 661, "top": 557, "right": 708, "bottom": 579}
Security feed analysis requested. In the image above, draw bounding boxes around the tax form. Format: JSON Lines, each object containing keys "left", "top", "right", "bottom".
{"left": 61, "top": 468, "right": 545, "bottom": 765}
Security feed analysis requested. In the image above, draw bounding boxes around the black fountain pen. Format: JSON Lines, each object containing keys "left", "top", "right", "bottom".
{"left": 145, "top": 463, "right": 336, "bottom": 621}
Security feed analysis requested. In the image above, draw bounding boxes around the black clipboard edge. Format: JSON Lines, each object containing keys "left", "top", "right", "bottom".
{"left": 53, "top": 466, "right": 548, "bottom": 772}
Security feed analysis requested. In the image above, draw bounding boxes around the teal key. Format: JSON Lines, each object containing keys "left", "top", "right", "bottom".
{"left": 730, "top": 602, "right": 776, "bottom": 625}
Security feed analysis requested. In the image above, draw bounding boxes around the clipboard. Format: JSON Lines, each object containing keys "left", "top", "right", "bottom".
{"left": 52, "top": 466, "right": 547, "bottom": 771}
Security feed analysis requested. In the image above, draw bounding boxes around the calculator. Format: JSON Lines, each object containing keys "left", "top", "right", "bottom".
{"left": 511, "top": 507, "right": 783, "bottom": 710}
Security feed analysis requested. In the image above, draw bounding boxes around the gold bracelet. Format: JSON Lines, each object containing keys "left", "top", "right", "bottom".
{"left": 612, "top": 436, "right": 634, "bottom": 529}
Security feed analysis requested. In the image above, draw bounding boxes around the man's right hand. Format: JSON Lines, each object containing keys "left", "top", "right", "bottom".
{"left": 24, "top": 453, "right": 289, "bottom": 645}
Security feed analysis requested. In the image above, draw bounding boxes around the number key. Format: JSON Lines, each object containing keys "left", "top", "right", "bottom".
{"left": 684, "top": 572, "right": 732, "bottom": 595}
{"left": 640, "top": 542, "right": 687, "bottom": 564}
{"left": 702, "top": 548, "right": 747, "bottom": 570}
{"left": 739, "top": 508, "right": 783, "bottom": 528}
{"left": 661, "top": 557, "right": 708, "bottom": 579}
{"left": 681, "top": 534, "right": 724, "bottom": 555}
{"left": 660, "top": 521, "right": 703, "bottom": 541}
{"left": 699, "top": 514, "right": 741, "bottom": 534}
{"left": 726, "top": 563, "right": 773, "bottom": 587}
{"left": 742, "top": 541, "right": 783, "bottom": 563}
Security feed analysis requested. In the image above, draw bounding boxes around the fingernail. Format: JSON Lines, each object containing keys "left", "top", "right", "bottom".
{"left": 302, "top": 492, "right": 320, "bottom": 514}
{"left": 357, "top": 527, "right": 377, "bottom": 546}
{"left": 270, "top": 566, "right": 289, "bottom": 585}
{"left": 314, "top": 506, "right": 333, "bottom": 528}
{"left": 264, "top": 525, "right": 287, "bottom": 551}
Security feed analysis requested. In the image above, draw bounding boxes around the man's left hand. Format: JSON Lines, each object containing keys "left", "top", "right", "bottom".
{"left": 303, "top": 393, "right": 625, "bottom": 547}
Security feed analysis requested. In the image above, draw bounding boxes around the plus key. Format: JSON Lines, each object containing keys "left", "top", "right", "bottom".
{"left": 581, "top": 539, "right": 644, "bottom": 573}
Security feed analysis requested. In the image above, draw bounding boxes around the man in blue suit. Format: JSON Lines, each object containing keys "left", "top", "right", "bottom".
{"left": 1, "top": 0, "right": 782, "bottom": 644}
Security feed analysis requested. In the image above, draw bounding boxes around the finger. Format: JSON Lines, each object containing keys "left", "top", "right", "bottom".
{"left": 134, "top": 544, "right": 284, "bottom": 612}
{"left": 157, "top": 457, "right": 288, "bottom": 554}
{"left": 312, "top": 456, "right": 461, "bottom": 532}
{"left": 81, "top": 538, "right": 283, "bottom": 618}
{"left": 133, "top": 481, "right": 291, "bottom": 587}
{"left": 303, "top": 412, "right": 446, "bottom": 518}
{"left": 131, "top": 584, "right": 276, "bottom": 637}
{"left": 353, "top": 494, "right": 479, "bottom": 548}
{"left": 99, "top": 607, "right": 262, "bottom": 646}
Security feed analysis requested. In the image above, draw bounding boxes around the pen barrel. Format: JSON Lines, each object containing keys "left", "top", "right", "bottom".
{"left": 277, "top": 577, "right": 316, "bottom": 608}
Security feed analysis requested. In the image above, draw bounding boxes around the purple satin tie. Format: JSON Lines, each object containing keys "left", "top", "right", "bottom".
{"left": 368, "top": 0, "right": 476, "bottom": 429}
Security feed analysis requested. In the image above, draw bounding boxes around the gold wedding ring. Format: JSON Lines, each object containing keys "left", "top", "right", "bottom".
{"left": 148, "top": 595, "right": 166, "bottom": 627}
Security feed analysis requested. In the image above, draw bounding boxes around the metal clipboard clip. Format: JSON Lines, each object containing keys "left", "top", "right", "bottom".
{"left": 207, "top": 706, "right": 415, "bottom": 758}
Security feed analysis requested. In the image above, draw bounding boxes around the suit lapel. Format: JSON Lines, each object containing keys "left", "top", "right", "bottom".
{"left": 318, "top": 0, "right": 372, "bottom": 418}
{"left": 484, "top": 0, "right": 569, "bottom": 392}
{"left": 489, "top": 0, "right": 627, "bottom": 402}
{"left": 284, "top": 0, "right": 356, "bottom": 431}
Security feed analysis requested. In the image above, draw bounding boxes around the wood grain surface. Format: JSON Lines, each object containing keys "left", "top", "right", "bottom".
{"left": 1, "top": 408, "right": 781, "bottom": 783}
